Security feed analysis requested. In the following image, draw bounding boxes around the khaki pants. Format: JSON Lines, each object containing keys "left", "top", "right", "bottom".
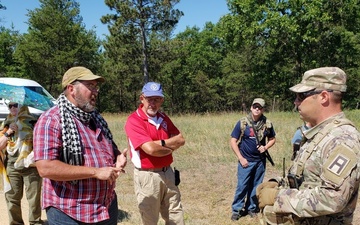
{"left": 5, "top": 162, "right": 42, "bottom": 225}
{"left": 134, "top": 167, "right": 184, "bottom": 225}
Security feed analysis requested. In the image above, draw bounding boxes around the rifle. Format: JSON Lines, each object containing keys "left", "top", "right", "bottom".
{"left": 283, "top": 157, "right": 286, "bottom": 179}
{"left": 250, "top": 120, "right": 275, "bottom": 166}
{"left": 291, "top": 139, "right": 301, "bottom": 161}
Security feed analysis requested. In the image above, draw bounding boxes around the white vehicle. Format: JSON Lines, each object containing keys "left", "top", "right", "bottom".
{"left": 0, "top": 77, "right": 56, "bottom": 121}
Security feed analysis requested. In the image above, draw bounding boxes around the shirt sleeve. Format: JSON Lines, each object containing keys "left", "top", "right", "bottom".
{"left": 274, "top": 173, "right": 356, "bottom": 217}
{"left": 230, "top": 121, "right": 241, "bottom": 140}
{"left": 125, "top": 115, "right": 153, "bottom": 150}
{"left": 164, "top": 115, "right": 180, "bottom": 136}
{"left": 267, "top": 124, "right": 276, "bottom": 138}
{"left": 291, "top": 129, "right": 302, "bottom": 144}
{"left": 33, "top": 110, "right": 62, "bottom": 161}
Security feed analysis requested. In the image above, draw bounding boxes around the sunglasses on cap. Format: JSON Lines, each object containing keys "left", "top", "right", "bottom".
{"left": 8, "top": 103, "right": 18, "bottom": 109}
{"left": 252, "top": 104, "right": 263, "bottom": 110}
{"left": 296, "top": 89, "right": 333, "bottom": 102}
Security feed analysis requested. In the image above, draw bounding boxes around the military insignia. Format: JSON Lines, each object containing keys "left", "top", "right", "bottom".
{"left": 327, "top": 154, "right": 350, "bottom": 176}
{"left": 322, "top": 143, "right": 357, "bottom": 186}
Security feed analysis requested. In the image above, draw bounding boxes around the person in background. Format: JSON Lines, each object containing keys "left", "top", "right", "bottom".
{"left": 230, "top": 98, "right": 276, "bottom": 221}
{"left": 33, "top": 66, "right": 127, "bottom": 225}
{"left": 290, "top": 121, "right": 311, "bottom": 160}
{"left": 0, "top": 102, "right": 43, "bottom": 225}
{"left": 124, "top": 82, "right": 185, "bottom": 225}
{"left": 256, "top": 67, "right": 360, "bottom": 224}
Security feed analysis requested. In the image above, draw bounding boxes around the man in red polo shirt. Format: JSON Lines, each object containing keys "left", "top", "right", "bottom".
{"left": 125, "top": 82, "right": 185, "bottom": 225}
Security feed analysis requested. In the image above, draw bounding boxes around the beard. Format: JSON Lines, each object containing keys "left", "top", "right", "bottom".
{"left": 74, "top": 88, "right": 96, "bottom": 112}
{"left": 146, "top": 108, "right": 158, "bottom": 117}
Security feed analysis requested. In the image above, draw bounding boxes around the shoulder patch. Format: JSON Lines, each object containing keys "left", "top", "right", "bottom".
{"left": 321, "top": 143, "right": 357, "bottom": 186}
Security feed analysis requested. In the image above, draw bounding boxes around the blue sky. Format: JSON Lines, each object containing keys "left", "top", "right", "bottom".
{"left": 0, "top": 0, "right": 229, "bottom": 39}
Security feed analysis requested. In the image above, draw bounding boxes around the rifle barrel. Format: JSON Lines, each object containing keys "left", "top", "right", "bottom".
{"left": 264, "top": 150, "right": 275, "bottom": 166}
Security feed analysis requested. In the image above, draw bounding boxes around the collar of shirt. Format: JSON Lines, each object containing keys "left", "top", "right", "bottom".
{"left": 148, "top": 116, "right": 164, "bottom": 130}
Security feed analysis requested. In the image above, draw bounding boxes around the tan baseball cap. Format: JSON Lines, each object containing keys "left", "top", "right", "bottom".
{"left": 289, "top": 67, "right": 347, "bottom": 93}
{"left": 252, "top": 98, "right": 265, "bottom": 107}
{"left": 62, "top": 66, "right": 105, "bottom": 89}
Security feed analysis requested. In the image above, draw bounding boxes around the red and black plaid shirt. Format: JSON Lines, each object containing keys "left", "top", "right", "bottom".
{"left": 33, "top": 107, "right": 118, "bottom": 223}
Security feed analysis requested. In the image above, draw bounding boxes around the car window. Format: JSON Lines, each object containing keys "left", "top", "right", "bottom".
{"left": 25, "top": 86, "right": 54, "bottom": 100}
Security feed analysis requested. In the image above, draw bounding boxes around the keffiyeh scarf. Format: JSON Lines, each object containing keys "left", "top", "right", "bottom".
{"left": 57, "top": 93, "right": 114, "bottom": 166}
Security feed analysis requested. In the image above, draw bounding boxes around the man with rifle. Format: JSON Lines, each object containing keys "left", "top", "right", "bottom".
{"left": 230, "top": 98, "right": 276, "bottom": 221}
{"left": 256, "top": 67, "right": 360, "bottom": 225}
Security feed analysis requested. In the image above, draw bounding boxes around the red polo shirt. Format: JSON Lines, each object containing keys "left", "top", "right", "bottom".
{"left": 125, "top": 104, "right": 180, "bottom": 169}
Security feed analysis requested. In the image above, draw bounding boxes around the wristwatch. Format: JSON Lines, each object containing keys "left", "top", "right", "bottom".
{"left": 161, "top": 139, "right": 166, "bottom": 146}
{"left": 4, "top": 132, "right": 10, "bottom": 138}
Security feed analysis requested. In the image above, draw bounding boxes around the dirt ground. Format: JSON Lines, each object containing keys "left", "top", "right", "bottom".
{"left": 0, "top": 185, "right": 359, "bottom": 225}
{"left": 0, "top": 191, "right": 48, "bottom": 225}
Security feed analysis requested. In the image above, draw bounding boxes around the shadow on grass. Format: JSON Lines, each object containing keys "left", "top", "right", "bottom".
{"left": 117, "top": 209, "right": 131, "bottom": 222}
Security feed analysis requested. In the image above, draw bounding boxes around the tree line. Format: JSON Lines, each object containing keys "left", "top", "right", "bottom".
{"left": 0, "top": 0, "right": 359, "bottom": 113}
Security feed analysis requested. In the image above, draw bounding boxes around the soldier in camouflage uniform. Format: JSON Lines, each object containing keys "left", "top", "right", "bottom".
{"left": 256, "top": 67, "right": 360, "bottom": 225}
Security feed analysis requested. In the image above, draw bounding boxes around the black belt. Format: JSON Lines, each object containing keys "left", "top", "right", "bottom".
{"left": 135, "top": 166, "right": 170, "bottom": 172}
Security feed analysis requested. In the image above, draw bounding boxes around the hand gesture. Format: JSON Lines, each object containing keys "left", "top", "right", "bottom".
{"left": 8, "top": 122, "right": 18, "bottom": 134}
{"left": 115, "top": 148, "right": 128, "bottom": 174}
{"left": 94, "top": 167, "right": 123, "bottom": 185}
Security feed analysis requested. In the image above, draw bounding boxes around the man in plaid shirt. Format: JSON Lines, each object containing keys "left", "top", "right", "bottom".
{"left": 33, "top": 67, "right": 127, "bottom": 224}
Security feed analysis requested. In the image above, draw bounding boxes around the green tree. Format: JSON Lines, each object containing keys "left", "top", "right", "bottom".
{"left": 225, "top": 0, "right": 360, "bottom": 110}
{"left": 0, "top": 27, "right": 22, "bottom": 77}
{"left": 101, "top": 0, "right": 183, "bottom": 83}
{"left": 100, "top": 30, "right": 143, "bottom": 112}
{"left": 13, "top": 0, "right": 102, "bottom": 96}
{"left": 161, "top": 23, "right": 226, "bottom": 113}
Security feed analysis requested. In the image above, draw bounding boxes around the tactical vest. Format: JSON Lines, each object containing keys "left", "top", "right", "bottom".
{"left": 289, "top": 118, "right": 355, "bottom": 189}
{"left": 263, "top": 118, "right": 358, "bottom": 225}
{"left": 238, "top": 117, "right": 272, "bottom": 144}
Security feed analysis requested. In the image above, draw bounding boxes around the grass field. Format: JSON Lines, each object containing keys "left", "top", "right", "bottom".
{"left": 104, "top": 110, "right": 360, "bottom": 225}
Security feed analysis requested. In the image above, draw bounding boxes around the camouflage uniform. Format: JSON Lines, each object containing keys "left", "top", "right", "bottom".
{"left": 260, "top": 67, "right": 360, "bottom": 225}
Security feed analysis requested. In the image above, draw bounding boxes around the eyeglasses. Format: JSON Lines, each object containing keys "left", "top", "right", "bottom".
{"left": 8, "top": 103, "right": 18, "bottom": 109}
{"left": 76, "top": 81, "right": 100, "bottom": 92}
{"left": 144, "top": 96, "right": 163, "bottom": 104}
{"left": 296, "top": 90, "right": 333, "bottom": 102}
{"left": 252, "top": 104, "right": 263, "bottom": 110}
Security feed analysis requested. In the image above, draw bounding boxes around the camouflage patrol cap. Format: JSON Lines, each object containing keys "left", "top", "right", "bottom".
{"left": 252, "top": 98, "right": 265, "bottom": 107}
{"left": 289, "top": 67, "right": 347, "bottom": 93}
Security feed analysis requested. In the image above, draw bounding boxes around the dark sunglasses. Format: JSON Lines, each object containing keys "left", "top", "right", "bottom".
{"left": 296, "top": 89, "right": 333, "bottom": 102}
{"left": 8, "top": 103, "right": 18, "bottom": 108}
{"left": 252, "top": 104, "right": 263, "bottom": 110}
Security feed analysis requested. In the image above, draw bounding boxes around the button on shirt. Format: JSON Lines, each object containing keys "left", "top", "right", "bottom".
{"left": 33, "top": 107, "right": 117, "bottom": 223}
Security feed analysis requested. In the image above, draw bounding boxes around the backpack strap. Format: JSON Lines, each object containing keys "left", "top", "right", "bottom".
{"left": 237, "top": 117, "right": 249, "bottom": 144}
